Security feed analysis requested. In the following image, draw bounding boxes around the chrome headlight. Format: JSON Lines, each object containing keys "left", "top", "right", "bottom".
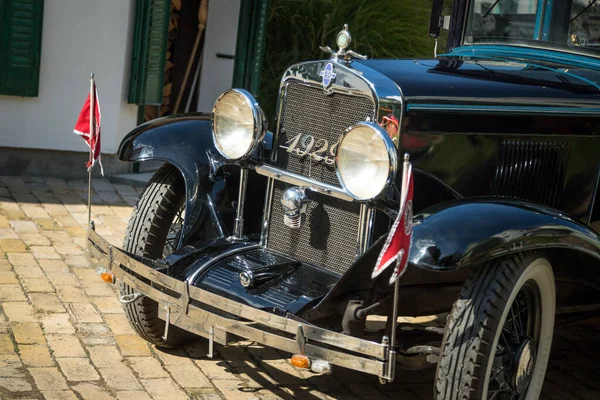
{"left": 212, "top": 89, "right": 266, "bottom": 160}
{"left": 335, "top": 122, "right": 398, "bottom": 201}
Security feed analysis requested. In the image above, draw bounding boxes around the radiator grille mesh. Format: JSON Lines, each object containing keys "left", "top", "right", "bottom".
{"left": 267, "top": 181, "right": 361, "bottom": 275}
{"left": 276, "top": 81, "right": 375, "bottom": 186}
{"left": 266, "top": 80, "right": 375, "bottom": 274}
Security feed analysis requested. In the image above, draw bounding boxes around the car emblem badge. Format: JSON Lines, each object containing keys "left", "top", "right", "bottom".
{"left": 320, "top": 63, "right": 336, "bottom": 90}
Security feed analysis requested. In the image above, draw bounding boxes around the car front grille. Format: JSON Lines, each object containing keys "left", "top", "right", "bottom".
{"left": 266, "top": 80, "right": 375, "bottom": 275}
{"left": 275, "top": 81, "right": 375, "bottom": 186}
{"left": 268, "top": 181, "right": 361, "bottom": 275}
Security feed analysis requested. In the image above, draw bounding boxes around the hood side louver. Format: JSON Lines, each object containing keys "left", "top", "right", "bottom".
{"left": 491, "top": 140, "right": 570, "bottom": 208}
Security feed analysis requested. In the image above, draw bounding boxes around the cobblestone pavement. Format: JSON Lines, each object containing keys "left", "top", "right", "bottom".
{"left": 0, "top": 175, "right": 599, "bottom": 400}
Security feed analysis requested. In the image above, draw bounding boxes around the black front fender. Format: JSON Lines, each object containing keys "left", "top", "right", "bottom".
{"left": 118, "top": 113, "right": 266, "bottom": 246}
{"left": 409, "top": 198, "right": 600, "bottom": 271}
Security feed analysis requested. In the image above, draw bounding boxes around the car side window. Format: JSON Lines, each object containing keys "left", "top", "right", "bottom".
{"left": 569, "top": 0, "right": 600, "bottom": 48}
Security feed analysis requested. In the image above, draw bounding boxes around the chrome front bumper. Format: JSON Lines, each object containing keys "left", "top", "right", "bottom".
{"left": 87, "top": 228, "right": 396, "bottom": 380}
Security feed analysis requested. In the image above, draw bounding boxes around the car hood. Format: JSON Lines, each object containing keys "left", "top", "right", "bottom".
{"left": 357, "top": 48, "right": 600, "bottom": 109}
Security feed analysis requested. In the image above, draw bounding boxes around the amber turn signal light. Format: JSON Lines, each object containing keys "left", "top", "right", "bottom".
{"left": 100, "top": 272, "right": 115, "bottom": 284}
{"left": 290, "top": 354, "right": 310, "bottom": 369}
{"left": 96, "top": 267, "right": 115, "bottom": 284}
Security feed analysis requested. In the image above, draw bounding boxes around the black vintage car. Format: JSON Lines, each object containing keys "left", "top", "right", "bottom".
{"left": 88, "top": 0, "right": 600, "bottom": 398}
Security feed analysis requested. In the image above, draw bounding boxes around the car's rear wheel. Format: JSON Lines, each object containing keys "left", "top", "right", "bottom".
{"left": 435, "top": 252, "right": 555, "bottom": 400}
{"left": 119, "top": 164, "right": 192, "bottom": 348}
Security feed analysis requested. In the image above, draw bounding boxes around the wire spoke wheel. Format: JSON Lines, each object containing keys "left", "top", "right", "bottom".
{"left": 435, "top": 252, "right": 555, "bottom": 400}
{"left": 163, "top": 203, "right": 185, "bottom": 257}
{"left": 487, "top": 282, "right": 541, "bottom": 400}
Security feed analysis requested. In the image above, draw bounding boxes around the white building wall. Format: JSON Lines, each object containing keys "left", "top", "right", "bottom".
{"left": 0, "top": 0, "right": 138, "bottom": 154}
{"left": 197, "top": 0, "right": 242, "bottom": 113}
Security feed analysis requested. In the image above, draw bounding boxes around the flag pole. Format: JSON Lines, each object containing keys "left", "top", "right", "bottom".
{"left": 387, "top": 153, "right": 410, "bottom": 381}
{"left": 87, "top": 73, "right": 94, "bottom": 229}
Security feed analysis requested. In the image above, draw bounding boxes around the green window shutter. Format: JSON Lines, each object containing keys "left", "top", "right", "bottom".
{"left": 128, "top": 0, "right": 171, "bottom": 105}
{"left": 233, "top": 0, "right": 269, "bottom": 97}
{"left": 0, "top": 0, "right": 44, "bottom": 97}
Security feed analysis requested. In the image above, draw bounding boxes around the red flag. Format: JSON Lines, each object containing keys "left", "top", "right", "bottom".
{"left": 74, "top": 83, "right": 103, "bottom": 175}
{"left": 372, "top": 162, "right": 414, "bottom": 284}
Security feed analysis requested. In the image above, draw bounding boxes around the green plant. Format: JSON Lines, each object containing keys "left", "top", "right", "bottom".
{"left": 259, "top": 0, "right": 439, "bottom": 120}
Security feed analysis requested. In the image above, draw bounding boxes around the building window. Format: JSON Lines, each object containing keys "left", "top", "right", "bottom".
{"left": 0, "top": 0, "right": 44, "bottom": 97}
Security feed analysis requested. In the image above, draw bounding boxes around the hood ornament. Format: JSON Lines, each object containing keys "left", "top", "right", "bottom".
{"left": 320, "top": 24, "right": 367, "bottom": 62}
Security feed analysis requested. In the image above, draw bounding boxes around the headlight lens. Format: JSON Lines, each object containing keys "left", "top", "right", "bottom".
{"left": 335, "top": 122, "right": 398, "bottom": 201}
{"left": 212, "top": 89, "right": 265, "bottom": 160}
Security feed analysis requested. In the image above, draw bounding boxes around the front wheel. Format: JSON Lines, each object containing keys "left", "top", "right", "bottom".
{"left": 435, "top": 252, "right": 555, "bottom": 400}
{"left": 119, "top": 164, "right": 192, "bottom": 348}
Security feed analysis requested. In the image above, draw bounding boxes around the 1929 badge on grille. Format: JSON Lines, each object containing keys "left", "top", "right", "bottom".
{"left": 320, "top": 63, "right": 336, "bottom": 90}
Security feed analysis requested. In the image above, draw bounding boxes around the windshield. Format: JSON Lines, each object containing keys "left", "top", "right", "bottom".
{"left": 465, "top": 0, "right": 600, "bottom": 54}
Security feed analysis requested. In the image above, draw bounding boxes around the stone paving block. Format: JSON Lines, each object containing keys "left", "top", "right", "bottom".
{"left": 92, "top": 296, "right": 122, "bottom": 314}
{"left": 115, "top": 334, "right": 151, "bottom": 356}
{"left": 0, "top": 215, "right": 9, "bottom": 227}
{"left": 0, "top": 270, "right": 18, "bottom": 283}
{"left": 54, "top": 215, "right": 80, "bottom": 228}
{"left": 37, "top": 218, "right": 63, "bottom": 231}
{"left": 20, "top": 233, "right": 52, "bottom": 246}
{"left": 0, "top": 354, "right": 23, "bottom": 377}
{"left": 47, "top": 271, "right": 79, "bottom": 286}
{"left": 83, "top": 282, "right": 117, "bottom": 297}
{"left": 57, "top": 358, "right": 100, "bottom": 381}
{"left": 13, "top": 322, "right": 45, "bottom": 344}
{"left": 7, "top": 252, "right": 37, "bottom": 266}
{"left": 3, "top": 209, "right": 27, "bottom": 220}
{"left": 0, "top": 258, "right": 11, "bottom": 271}
{"left": 194, "top": 358, "right": 238, "bottom": 380}
{"left": 104, "top": 314, "right": 136, "bottom": 335}
{"left": 43, "top": 203, "right": 70, "bottom": 217}
{"left": 19, "top": 344, "right": 54, "bottom": 367}
{"left": 37, "top": 259, "right": 69, "bottom": 273}
{"left": 72, "top": 382, "right": 117, "bottom": 400}
{"left": 0, "top": 334, "right": 16, "bottom": 355}
{"left": 31, "top": 245, "right": 62, "bottom": 259}
{"left": 99, "top": 365, "right": 142, "bottom": 390}
{"left": 22, "top": 205, "right": 51, "bottom": 219}
{"left": 22, "top": 277, "right": 54, "bottom": 292}
{"left": 53, "top": 242, "right": 83, "bottom": 255}
{"left": 42, "top": 390, "right": 79, "bottom": 400}
{"left": 3, "top": 302, "right": 36, "bottom": 322}
{"left": 0, "top": 238, "right": 27, "bottom": 252}
{"left": 29, "top": 367, "right": 69, "bottom": 391}
{"left": 56, "top": 286, "right": 88, "bottom": 302}
{"left": 43, "top": 231, "right": 73, "bottom": 244}
{"left": 66, "top": 302, "right": 103, "bottom": 323}
{"left": 164, "top": 359, "right": 213, "bottom": 388}
{"left": 116, "top": 391, "right": 153, "bottom": 400}
{"left": 88, "top": 345, "right": 124, "bottom": 368}
{"left": 0, "top": 284, "right": 27, "bottom": 301}
{"left": 0, "top": 228, "right": 19, "bottom": 239}
{"left": 41, "top": 314, "right": 75, "bottom": 335}
{"left": 212, "top": 378, "right": 260, "bottom": 400}
{"left": 141, "top": 378, "right": 190, "bottom": 400}
{"left": 65, "top": 255, "right": 92, "bottom": 268}
{"left": 30, "top": 293, "right": 66, "bottom": 313}
{"left": 64, "top": 226, "right": 86, "bottom": 238}
{"left": 78, "top": 323, "right": 115, "bottom": 346}
{"left": 10, "top": 220, "right": 39, "bottom": 234}
{"left": 127, "top": 356, "right": 169, "bottom": 379}
{"left": 0, "top": 376, "right": 33, "bottom": 392}
{"left": 47, "top": 335, "right": 86, "bottom": 358}
{"left": 14, "top": 265, "right": 46, "bottom": 278}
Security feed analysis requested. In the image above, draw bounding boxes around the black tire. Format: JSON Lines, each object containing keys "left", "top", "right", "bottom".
{"left": 119, "top": 164, "right": 192, "bottom": 348}
{"left": 435, "top": 252, "right": 555, "bottom": 400}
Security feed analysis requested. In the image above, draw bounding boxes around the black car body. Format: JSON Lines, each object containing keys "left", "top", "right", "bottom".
{"left": 89, "top": 0, "right": 600, "bottom": 398}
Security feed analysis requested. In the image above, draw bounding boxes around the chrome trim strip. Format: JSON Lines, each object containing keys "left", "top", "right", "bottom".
{"left": 357, "top": 205, "right": 375, "bottom": 256}
{"left": 233, "top": 168, "right": 248, "bottom": 239}
{"left": 260, "top": 177, "right": 275, "bottom": 246}
{"left": 255, "top": 164, "right": 354, "bottom": 202}
{"left": 87, "top": 231, "right": 389, "bottom": 376}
